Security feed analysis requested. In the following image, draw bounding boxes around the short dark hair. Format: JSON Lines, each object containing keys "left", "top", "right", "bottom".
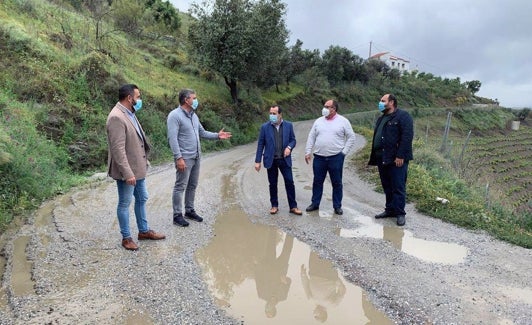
{"left": 271, "top": 105, "right": 282, "bottom": 114}
{"left": 326, "top": 99, "right": 339, "bottom": 112}
{"left": 388, "top": 94, "right": 398, "bottom": 108}
{"left": 178, "top": 89, "right": 195, "bottom": 105}
{"left": 119, "top": 84, "right": 138, "bottom": 101}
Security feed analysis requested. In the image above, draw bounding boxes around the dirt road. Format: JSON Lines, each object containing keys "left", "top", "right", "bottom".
{"left": 0, "top": 120, "right": 530, "bottom": 324}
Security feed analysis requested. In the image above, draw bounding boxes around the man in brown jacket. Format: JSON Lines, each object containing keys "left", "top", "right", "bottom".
{"left": 106, "top": 84, "right": 165, "bottom": 250}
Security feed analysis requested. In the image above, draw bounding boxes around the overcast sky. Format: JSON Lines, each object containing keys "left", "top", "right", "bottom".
{"left": 170, "top": 0, "right": 531, "bottom": 108}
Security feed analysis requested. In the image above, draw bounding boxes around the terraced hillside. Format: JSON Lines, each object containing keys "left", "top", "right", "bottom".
{"left": 465, "top": 119, "right": 531, "bottom": 214}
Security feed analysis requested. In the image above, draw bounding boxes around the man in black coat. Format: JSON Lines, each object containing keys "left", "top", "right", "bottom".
{"left": 368, "top": 94, "right": 414, "bottom": 226}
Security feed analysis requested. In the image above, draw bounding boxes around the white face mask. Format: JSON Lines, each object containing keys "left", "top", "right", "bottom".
{"left": 322, "top": 107, "right": 330, "bottom": 117}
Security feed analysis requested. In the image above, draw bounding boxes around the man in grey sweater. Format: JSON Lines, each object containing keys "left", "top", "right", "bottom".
{"left": 167, "top": 89, "right": 232, "bottom": 226}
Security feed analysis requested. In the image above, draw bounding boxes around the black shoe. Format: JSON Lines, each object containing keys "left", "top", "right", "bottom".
{"left": 185, "top": 210, "right": 203, "bottom": 222}
{"left": 173, "top": 213, "right": 189, "bottom": 227}
{"left": 306, "top": 204, "right": 319, "bottom": 212}
{"left": 375, "top": 211, "right": 395, "bottom": 219}
{"left": 396, "top": 215, "right": 406, "bottom": 226}
{"left": 334, "top": 208, "right": 343, "bottom": 215}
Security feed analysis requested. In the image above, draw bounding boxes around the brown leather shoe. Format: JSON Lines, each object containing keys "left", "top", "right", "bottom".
{"left": 289, "top": 207, "right": 303, "bottom": 215}
{"left": 122, "top": 238, "right": 138, "bottom": 251}
{"left": 138, "top": 230, "right": 166, "bottom": 240}
{"left": 269, "top": 207, "right": 279, "bottom": 214}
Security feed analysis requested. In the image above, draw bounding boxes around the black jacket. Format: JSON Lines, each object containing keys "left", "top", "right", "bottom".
{"left": 368, "top": 108, "right": 414, "bottom": 166}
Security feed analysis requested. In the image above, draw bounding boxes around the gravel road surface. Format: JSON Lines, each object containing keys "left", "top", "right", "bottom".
{"left": 0, "top": 120, "right": 530, "bottom": 324}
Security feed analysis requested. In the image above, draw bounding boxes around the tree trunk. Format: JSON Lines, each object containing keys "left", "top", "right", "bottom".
{"left": 224, "top": 76, "right": 239, "bottom": 104}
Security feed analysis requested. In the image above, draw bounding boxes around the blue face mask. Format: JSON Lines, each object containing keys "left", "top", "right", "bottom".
{"left": 133, "top": 99, "right": 143, "bottom": 112}
{"left": 269, "top": 114, "right": 278, "bottom": 124}
{"left": 378, "top": 101, "right": 386, "bottom": 112}
{"left": 192, "top": 99, "right": 199, "bottom": 110}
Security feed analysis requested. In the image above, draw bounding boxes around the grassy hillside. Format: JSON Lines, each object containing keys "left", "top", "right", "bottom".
{"left": 0, "top": 0, "right": 529, "bottom": 247}
{"left": 350, "top": 108, "right": 531, "bottom": 247}
{"left": 0, "top": 0, "right": 231, "bottom": 225}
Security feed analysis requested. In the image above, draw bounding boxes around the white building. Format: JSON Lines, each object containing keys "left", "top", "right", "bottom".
{"left": 369, "top": 52, "right": 410, "bottom": 72}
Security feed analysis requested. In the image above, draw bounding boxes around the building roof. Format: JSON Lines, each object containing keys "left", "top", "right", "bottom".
{"left": 369, "top": 51, "right": 410, "bottom": 63}
{"left": 369, "top": 51, "right": 389, "bottom": 59}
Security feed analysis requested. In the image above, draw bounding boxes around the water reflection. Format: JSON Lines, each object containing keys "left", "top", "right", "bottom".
{"left": 196, "top": 206, "right": 392, "bottom": 324}
{"left": 340, "top": 213, "right": 468, "bottom": 264}
{"left": 301, "top": 251, "right": 346, "bottom": 322}
{"left": 195, "top": 209, "right": 260, "bottom": 304}
{"left": 255, "top": 228, "right": 293, "bottom": 318}
{"left": 383, "top": 225, "right": 404, "bottom": 250}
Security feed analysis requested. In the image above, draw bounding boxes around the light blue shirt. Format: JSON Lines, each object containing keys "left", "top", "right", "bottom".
{"left": 121, "top": 103, "right": 143, "bottom": 140}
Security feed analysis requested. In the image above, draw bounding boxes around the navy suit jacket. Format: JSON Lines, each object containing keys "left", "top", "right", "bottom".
{"left": 255, "top": 120, "right": 296, "bottom": 169}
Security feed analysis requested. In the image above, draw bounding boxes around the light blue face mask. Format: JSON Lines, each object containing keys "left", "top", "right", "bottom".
{"left": 269, "top": 114, "right": 278, "bottom": 124}
{"left": 192, "top": 99, "right": 199, "bottom": 110}
{"left": 133, "top": 99, "right": 143, "bottom": 112}
{"left": 378, "top": 101, "right": 386, "bottom": 112}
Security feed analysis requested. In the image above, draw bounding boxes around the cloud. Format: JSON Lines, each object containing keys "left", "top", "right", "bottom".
{"left": 171, "top": 0, "right": 532, "bottom": 108}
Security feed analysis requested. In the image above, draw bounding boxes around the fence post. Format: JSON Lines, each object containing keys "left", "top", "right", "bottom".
{"left": 440, "top": 111, "right": 452, "bottom": 153}
{"left": 485, "top": 182, "right": 491, "bottom": 209}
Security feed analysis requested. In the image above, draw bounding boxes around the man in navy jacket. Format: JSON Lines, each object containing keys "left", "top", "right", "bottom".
{"left": 255, "top": 105, "right": 303, "bottom": 215}
{"left": 368, "top": 94, "right": 414, "bottom": 226}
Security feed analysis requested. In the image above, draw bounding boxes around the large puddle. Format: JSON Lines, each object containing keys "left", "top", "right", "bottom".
{"left": 340, "top": 212, "right": 469, "bottom": 264}
{"left": 196, "top": 206, "right": 393, "bottom": 324}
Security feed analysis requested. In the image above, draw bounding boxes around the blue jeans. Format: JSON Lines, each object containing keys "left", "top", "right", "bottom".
{"left": 172, "top": 157, "right": 200, "bottom": 216}
{"left": 377, "top": 161, "right": 409, "bottom": 216}
{"left": 311, "top": 153, "right": 345, "bottom": 209}
{"left": 116, "top": 179, "right": 149, "bottom": 239}
{"left": 267, "top": 158, "right": 298, "bottom": 209}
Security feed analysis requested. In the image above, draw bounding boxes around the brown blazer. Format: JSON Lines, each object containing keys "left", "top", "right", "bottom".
{"left": 106, "top": 102, "right": 150, "bottom": 180}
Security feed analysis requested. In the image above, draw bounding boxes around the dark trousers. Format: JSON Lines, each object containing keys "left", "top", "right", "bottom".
{"left": 311, "top": 153, "right": 345, "bottom": 209}
{"left": 377, "top": 161, "right": 409, "bottom": 216}
{"left": 267, "top": 158, "right": 297, "bottom": 209}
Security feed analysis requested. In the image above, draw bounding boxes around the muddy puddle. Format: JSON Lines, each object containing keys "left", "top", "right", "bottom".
{"left": 196, "top": 205, "right": 393, "bottom": 324}
{"left": 5, "top": 199, "right": 57, "bottom": 302}
{"left": 0, "top": 247, "right": 7, "bottom": 309}
{"left": 340, "top": 211, "right": 469, "bottom": 264}
{"left": 11, "top": 236, "right": 34, "bottom": 296}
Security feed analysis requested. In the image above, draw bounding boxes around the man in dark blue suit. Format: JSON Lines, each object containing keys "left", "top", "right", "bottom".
{"left": 255, "top": 105, "right": 303, "bottom": 215}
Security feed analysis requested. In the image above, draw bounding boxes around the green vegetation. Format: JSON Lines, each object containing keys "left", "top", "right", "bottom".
{"left": 350, "top": 108, "right": 531, "bottom": 248}
{"left": 188, "top": 0, "right": 289, "bottom": 103}
{"left": 0, "top": 0, "right": 529, "bottom": 248}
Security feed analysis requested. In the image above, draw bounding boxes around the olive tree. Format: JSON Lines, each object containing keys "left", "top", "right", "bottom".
{"left": 188, "top": 0, "right": 288, "bottom": 103}
{"left": 320, "top": 45, "right": 365, "bottom": 86}
{"left": 465, "top": 80, "right": 482, "bottom": 94}
{"left": 285, "top": 39, "right": 322, "bottom": 86}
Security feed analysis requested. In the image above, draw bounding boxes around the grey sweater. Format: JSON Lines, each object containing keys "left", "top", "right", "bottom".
{"left": 305, "top": 114, "right": 356, "bottom": 157}
{"left": 167, "top": 106, "right": 219, "bottom": 160}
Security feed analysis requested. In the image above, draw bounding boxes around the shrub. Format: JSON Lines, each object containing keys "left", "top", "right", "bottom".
{"left": 164, "top": 54, "right": 184, "bottom": 70}
{"left": 0, "top": 101, "right": 81, "bottom": 229}
{"left": 179, "top": 64, "right": 200, "bottom": 76}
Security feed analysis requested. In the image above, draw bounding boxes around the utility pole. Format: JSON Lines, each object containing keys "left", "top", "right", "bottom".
{"left": 368, "top": 40, "right": 372, "bottom": 59}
